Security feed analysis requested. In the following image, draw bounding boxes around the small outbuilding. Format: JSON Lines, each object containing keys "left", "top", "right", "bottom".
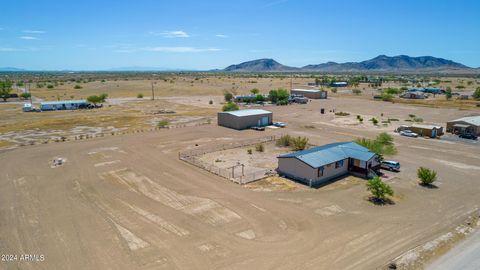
{"left": 40, "top": 100, "right": 89, "bottom": 111}
{"left": 331, "top": 82, "right": 348, "bottom": 87}
{"left": 217, "top": 109, "right": 273, "bottom": 130}
{"left": 397, "top": 124, "right": 444, "bottom": 138}
{"left": 291, "top": 89, "right": 328, "bottom": 99}
{"left": 277, "top": 142, "right": 380, "bottom": 187}
{"left": 446, "top": 116, "right": 480, "bottom": 135}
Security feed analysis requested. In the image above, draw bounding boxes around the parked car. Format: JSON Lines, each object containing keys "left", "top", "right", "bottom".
{"left": 273, "top": 122, "right": 286, "bottom": 128}
{"left": 251, "top": 126, "right": 265, "bottom": 131}
{"left": 381, "top": 160, "right": 401, "bottom": 172}
{"left": 400, "top": 130, "right": 418, "bottom": 138}
{"left": 459, "top": 133, "right": 478, "bottom": 140}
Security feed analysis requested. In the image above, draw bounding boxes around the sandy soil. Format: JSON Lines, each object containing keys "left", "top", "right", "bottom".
{"left": 1, "top": 93, "right": 480, "bottom": 269}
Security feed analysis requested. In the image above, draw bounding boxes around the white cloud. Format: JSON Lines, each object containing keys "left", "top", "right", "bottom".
{"left": 23, "top": 30, "right": 46, "bottom": 34}
{"left": 150, "top": 30, "right": 190, "bottom": 38}
{"left": 114, "top": 49, "right": 135, "bottom": 53}
{"left": 143, "top": 46, "right": 221, "bottom": 53}
{"left": 215, "top": 34, "right": 228, "bottom": 38}
{"left": 0, "top": 47, "right": 20, "bottom": 51}
{"left": 20, "top": 36, "right": 39, "bottom": 40}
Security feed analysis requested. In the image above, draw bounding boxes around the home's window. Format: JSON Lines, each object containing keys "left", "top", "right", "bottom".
{"left": 318, "top": 166, "right": 324, "bottom": 177}
{"left": 335, "top": 160, "right": 344, "bottom": 168}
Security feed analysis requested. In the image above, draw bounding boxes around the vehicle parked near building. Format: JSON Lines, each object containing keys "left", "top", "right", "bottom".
{"left": 400, "top": 130, "right": 418, "bottom": 138}
{"left": 381, "top": 160, "right": 401, "bottom": 171}
{"left": 459, "top": 133, "right": 478, "bottom": 140}
{"left": 273, "top": 122, "right": 286, "bottom": 128}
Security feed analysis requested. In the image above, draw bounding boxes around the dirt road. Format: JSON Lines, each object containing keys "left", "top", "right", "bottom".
{"left": 426, "top": 229, "right": 480, "bottom": 270}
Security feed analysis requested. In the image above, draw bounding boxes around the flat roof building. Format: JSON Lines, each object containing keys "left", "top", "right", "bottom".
{"left": 277, "top": 142, "right": 380, "bottom": 187}
{"left": 446, "top": 116, "right": 480, "bottom": 135}
{"left": 291, "top": 89, "right": 327, "bottom": 99}
{"left": 217, "top": 109, "right": 273, "bottom": 130}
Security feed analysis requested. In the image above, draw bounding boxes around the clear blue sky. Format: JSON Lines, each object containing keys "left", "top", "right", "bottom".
{"left": 1, "top": 0, "right": 479, "bottom": 70}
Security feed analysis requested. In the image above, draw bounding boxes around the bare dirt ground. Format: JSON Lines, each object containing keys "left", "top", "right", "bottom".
{"left": 1, "top": 94, "right": 480, "bottom": 269}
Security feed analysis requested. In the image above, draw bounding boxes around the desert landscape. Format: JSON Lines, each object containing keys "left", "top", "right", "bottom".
{"left": 1, "top": 72, "right": 480, "bottom": 270}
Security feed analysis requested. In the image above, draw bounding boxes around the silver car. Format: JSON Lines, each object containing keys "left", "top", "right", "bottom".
{"left": 400, "top": 130, "right": 418, "bottom": 138}
{"left": 381, "top": 160, "right": 401, "bottom": 171}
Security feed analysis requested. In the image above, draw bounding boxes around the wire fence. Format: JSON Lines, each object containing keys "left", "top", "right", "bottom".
{"left": 179, "top": 135, "right": 278, "bottom": 184}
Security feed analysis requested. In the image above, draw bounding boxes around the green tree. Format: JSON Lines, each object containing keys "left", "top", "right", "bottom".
{"left": 20, "top": 92, "right": 31, "bottom": 100}
{"left": 250, "top": 88, "right": 259, "bottom": 95}
{"left": 256, "top": 94, "right": 265, "bottom": 103}
{"left": 224, "top": 92, "right": 233, "bottom": 102}
{"left": 367, "top": 176, "right": 394, "bottom": 202}
{"left": 277, "top": 88, "right": 290, "bottom": 101}
{"left": 87, "top": 94, "right": 107, "bottom": 107}
{"left": 417, "top": 167, "right": 437, "bottom": 186}
{"left": 268, "top": 90, "right": 279, "bottom": 103}
{"left": 222, "top": 102, "right": 239, "bottom": 111}
{"left": 473, "top": 87, "right": 480, "bottom": 100}
{"left": 445, "top": 87, "right": 452, "bottom": 100}
{"left": 0, "top": 80, "right": 13, "bottom": 102}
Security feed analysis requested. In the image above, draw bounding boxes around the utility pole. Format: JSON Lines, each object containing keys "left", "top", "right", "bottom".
{"left": 151, "top": 82, "right": 155, "bottom": 100}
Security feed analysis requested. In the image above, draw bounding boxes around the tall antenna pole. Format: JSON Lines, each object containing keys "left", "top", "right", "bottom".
{"left": 151, "top": 82, "right": 155, "bottom": 100}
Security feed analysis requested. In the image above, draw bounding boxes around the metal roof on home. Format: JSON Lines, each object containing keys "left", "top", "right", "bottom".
{"left": 291, "top": 88, "right": 321, "bottom": 93}
{"left": 450, "top": 116, "right": 480, "bottom": 126}
{"left": 221, "top": 109, "right": 272, "bottom": 117}
{"left": 40, "top": 100, "right": 88, "bottom": 105}
{"left": 278, "top": 142, "right": 376, "bottom": 168}
{"left": 411, "top": 124, "right": 443, "bottom": 129}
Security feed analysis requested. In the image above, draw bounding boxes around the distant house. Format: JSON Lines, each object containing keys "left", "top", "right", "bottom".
{"left": 291, "top": 89, "right": 328, "bottom": 99}
{"left": 401, "top": 91, "right": 425, "bottom": 99}
{"left": 234, "top": 94, "right": 257, "bottom": 103}
{"left": 407, "top": 87, "right": 444, "bottom": 94}
{"left": 446, "top": 116, "right": 480, "bottom": 135}
{"left": 40, "top": 100, "right": 89, "bottom": 111}
{"left": 331, "top": 82, "right": 348, "bottom": 87}
{"left": 277, "top": 142, "right": 380, "bottom": 187}
{"left": 217, "top": 109, "right": 273, "bottom": 130}
{"left": 23, "top": 103, "right": 33, "bottom": 112}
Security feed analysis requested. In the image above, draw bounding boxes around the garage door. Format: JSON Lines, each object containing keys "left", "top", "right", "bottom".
{"left": 261, "top": 116, "right": 269, "bottom": 126}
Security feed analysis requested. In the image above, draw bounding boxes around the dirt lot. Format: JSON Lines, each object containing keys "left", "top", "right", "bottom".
{"left": 1, "top": 94, "right": 480, "bottom": 269}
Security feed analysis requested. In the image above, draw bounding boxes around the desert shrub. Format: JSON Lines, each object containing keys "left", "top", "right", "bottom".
{"left": 250, "top": 88, "right": 259, "bottom": 94}
{"left": 276, "top": 99, "right": 288, "bottom": 106}
{"left": 367, "top": 176, "right": 394, "bottom": 203}
{"left": 255, "top": 144, "right": 264, "bottom": 152}
{"left": 276, "top": 134, "right": 292, "bottom": 147}
{"left": 157, "top": 119, "right": 169, "bottom": 128}
{"left": 137, "top": 93, "right": 143, "bottom": 98}
{"left": 224, "top": 92, "right": 233, "bottom": 102}
{"left": 47, "top": 84, "right": 54, "bottom": 89}
{"left": 247, "top": 149, "right": 252, "bottom": 155}
{"left": 20, "top": 92, "right": 31, "bottom": 100}
{"left": 74, "top": 84, "right": 82, "bottom": 89}
{"left": 335, "top": 111, "right": 350, "bottom": 116}
{"left": 473, "top": 87, "right": 480, "bottom": 100}
{"left": 291, "top": 136, "right": 309, "bottom": 151}
{"left": 370, "top": 117, "right": 379, "bottom": 125}
{"left": 376, "top": 132, "right": 394, "bottom": 145}
{"left": 381, "top": 93, "right": 393, "bottom": 101}
{"left": 222, "top": 102, "right": 239, "bottom": 111}
{"left": 413, "top": 117, "right": 423, "bottom": 123}
{"left": 417, "top": 167, "right": 437, "bottom": 186}
{"left": 352, "top": 89, "right": 362, "bottom": 95}
{"left": 209, "top": 100, "right": 213, "bottom": 104}
{"left": 330, "top": 88, "right": 338, "bottom": 93}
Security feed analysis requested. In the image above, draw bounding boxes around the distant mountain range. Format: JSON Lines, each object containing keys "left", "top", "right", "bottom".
{"left": 223, "top": 55, "right": 475, "bottom": 73}
{"left": 1, "top": 55, "right": 477, "bottom": 73}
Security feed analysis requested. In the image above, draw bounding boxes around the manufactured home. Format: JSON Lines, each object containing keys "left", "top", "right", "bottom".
{"left": 277, "top": 142, "right": 380, "bottom": 187}
{"left": 40, "top": 100, "right": 89, "bottom": 111}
